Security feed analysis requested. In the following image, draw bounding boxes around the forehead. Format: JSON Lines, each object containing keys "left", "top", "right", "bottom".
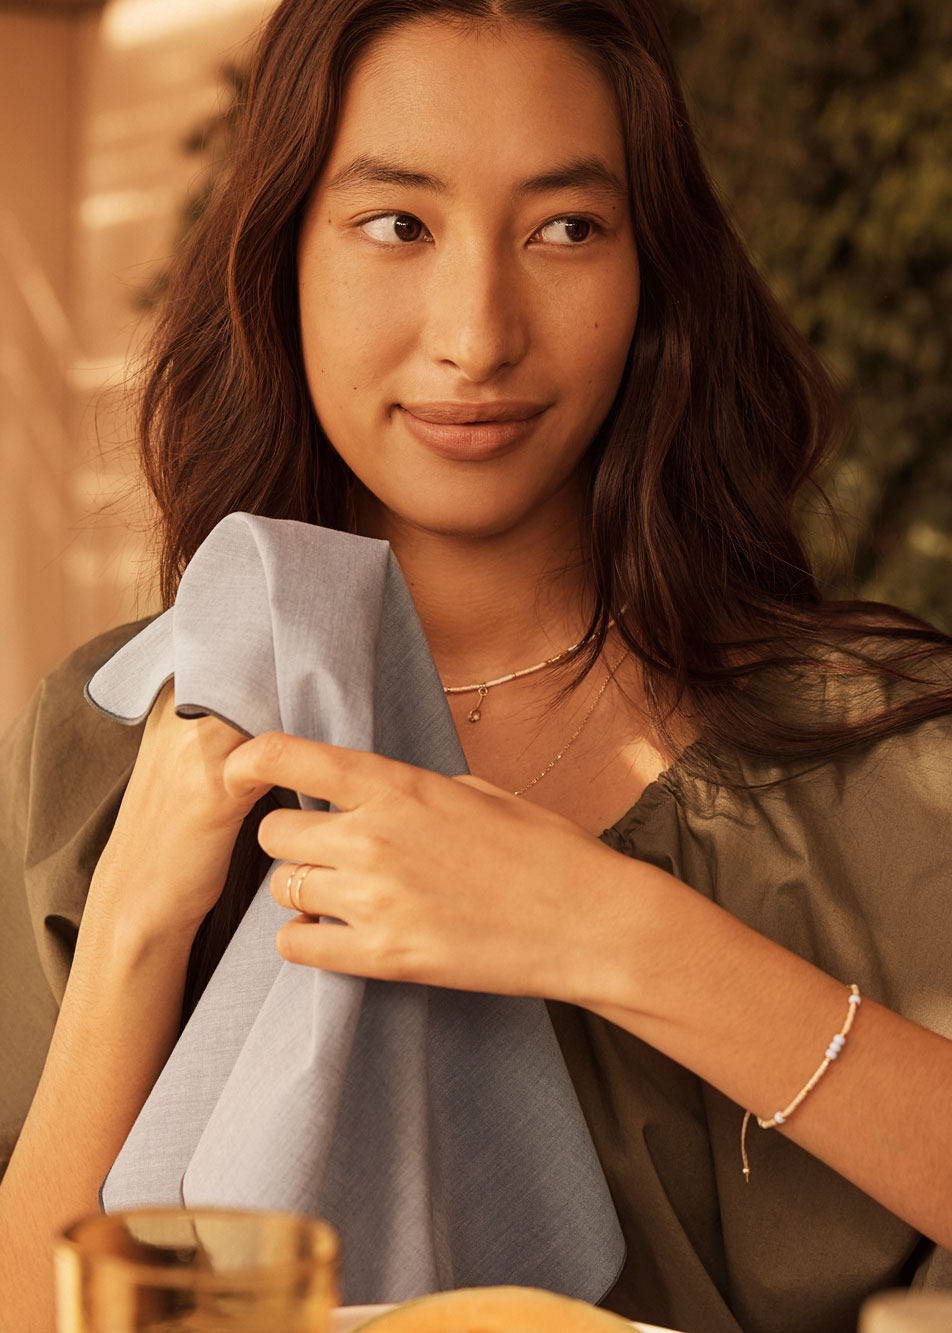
{"left": 319, "top": 18, "right": 629, "bottom": 196}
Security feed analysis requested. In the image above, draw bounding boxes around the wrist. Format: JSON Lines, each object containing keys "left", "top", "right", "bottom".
{"left": 581, "top": 862, "right": 850, "bottom": 1113}
{"left": 86, "top": 838, "right": 227, "bottom": 950}
{"left": 61, "top": 895, "right": 200, "bottom": 1050}
{"left": 563, "top": 849, "right": 679, "bottom": 1014}
{"left": 78, "top": 887, "right": 203, "bottom": 970}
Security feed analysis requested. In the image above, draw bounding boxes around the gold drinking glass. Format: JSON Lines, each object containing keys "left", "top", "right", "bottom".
{"left": 54, "top": 1207, "right": 339, "bottom": 1332}
{"left": 859, "top": 1290, "right": 952, "bottom": 1332}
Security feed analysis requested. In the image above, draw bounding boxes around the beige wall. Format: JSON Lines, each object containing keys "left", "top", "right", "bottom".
{"left": 0, "top": 0, "right": 275, "bottom": 736}
{"left": 0, "top": 11, "right": 82, "bottom": 729}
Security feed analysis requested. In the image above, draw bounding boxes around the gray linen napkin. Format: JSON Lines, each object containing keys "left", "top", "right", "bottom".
{"left": 85, "top": 512, "right": 625, "bottom": 1306}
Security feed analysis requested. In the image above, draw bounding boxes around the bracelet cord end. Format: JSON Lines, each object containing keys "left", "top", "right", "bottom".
{"left": 739, "top": 984, "right": 861, "bottom": 1184}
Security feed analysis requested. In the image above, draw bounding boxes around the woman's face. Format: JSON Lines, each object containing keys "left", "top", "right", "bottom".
{"left": 297, "top": 17, "right": 639, "bottom": 540}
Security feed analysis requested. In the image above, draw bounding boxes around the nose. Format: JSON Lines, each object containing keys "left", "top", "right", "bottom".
{"left": 422, "top": 239, "right": 530, "bottom": 382}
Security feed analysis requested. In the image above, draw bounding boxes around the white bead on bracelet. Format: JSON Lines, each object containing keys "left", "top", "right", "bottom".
{"left": 740, "top": 984, "right": 862, "bottom": 1183}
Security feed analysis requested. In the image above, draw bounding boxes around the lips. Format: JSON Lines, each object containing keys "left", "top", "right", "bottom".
{"left": 398, "top": 401, "right": 548, "bottom": 424}
{"left": 396, "top": 402, "right": 548, "bottom": 460}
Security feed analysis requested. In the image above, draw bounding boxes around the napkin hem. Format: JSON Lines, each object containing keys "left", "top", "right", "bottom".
{"left": 84, "top": 669, "right": 175, "bottom": 726}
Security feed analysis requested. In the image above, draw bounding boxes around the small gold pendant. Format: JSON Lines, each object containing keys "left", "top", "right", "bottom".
{"left": 467, "top": 684, "right": 489, "bottom": 723}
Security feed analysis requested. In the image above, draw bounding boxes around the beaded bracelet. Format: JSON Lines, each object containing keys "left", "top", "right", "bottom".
{"left": 740, "top": 983, "right": 862, "bottom": 1182}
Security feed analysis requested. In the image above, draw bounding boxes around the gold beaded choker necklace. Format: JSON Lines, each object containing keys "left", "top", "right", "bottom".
{"left": 442, "top": 642, "right": 583, "bottom": 723}
{"left": 441, "top": 620, "right": 615, "bottom": 723}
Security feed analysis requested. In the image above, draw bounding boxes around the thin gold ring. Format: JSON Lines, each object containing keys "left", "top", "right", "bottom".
{"left": 289, "top": 864, "right": 314, "bottom": 913}
{"left": 285, "top": 863, "right": 301, "bottom": 903}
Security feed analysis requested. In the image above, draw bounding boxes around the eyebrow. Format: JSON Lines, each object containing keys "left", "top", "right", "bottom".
{"left": 324, "top": 153, "right": 627, "bottom": 202}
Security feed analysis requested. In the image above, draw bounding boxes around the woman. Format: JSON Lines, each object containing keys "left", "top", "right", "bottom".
{"left": 1, "top": 1, "right": 951, "bottom": 1330}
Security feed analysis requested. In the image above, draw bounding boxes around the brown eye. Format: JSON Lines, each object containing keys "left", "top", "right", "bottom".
{"left": 536, "top": 216, "right": 600, "bottom": 245}
{"left": 361, "top": 213, "right": 430, "bottom": 245}
{"left": 393, "top": 215, "right": 424, "bottom": 242}
{"left": 564, "top": 219, "right": 592, "bottom": 243}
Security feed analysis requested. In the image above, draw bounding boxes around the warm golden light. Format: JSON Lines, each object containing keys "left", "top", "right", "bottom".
{"left": 103, "top": 0, "right": 273, "bottom": 50}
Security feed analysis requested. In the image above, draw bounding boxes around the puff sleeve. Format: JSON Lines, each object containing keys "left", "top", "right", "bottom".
{"left": 0, "top": 623, "right": 148, "bottom": 1182}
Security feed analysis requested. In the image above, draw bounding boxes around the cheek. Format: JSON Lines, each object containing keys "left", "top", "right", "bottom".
{"left": 300, "top": 262, "right": 409, "bottom": 417}
{"left": 556, "top": 262, "right": 639, "bottom": 405}
{"left": 594, "top": 250, "right": 640, "bottom": 344}
{"left": 544, "top": 239, "right": 638, "bottom": 333}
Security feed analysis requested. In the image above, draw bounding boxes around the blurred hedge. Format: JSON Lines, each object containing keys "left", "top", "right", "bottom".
{"left": 156, "top": 3, "right": 952, "bottom": 630}
{"left": 668, "top": 0, "right": 952, "bottom": 630}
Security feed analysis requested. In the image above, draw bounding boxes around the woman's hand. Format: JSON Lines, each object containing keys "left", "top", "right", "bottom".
{"left": 223, "top": 731, "right": 654, "bottom": 1005}
{"left": 88, "top": 682, "right": 275, "bottom": 943}
{"left": 223, "top": 736, "right": 952, "bottom": 1251}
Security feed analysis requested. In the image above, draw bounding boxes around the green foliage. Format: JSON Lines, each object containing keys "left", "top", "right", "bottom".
{"left": 668, "top": 0, "right": 952, "bottom": 629}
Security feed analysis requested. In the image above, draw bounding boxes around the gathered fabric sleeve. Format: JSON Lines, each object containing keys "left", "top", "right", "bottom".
{"left": 0, "top": 623, "right": 149, "bottom": 1182}
{"left": 695, "top": 708, "right": 952, "bottom": 1323}
{"left": 562, "top": 706, "right": 952, "bottom": 1333}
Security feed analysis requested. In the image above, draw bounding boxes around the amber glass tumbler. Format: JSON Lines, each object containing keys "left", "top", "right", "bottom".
{"left": 54, "top": 1207, "right": 339, "bottom": 1332}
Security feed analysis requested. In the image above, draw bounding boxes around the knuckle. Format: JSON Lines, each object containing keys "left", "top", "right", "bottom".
{"left": 367, "top": 880, "right": 398, "bottom": 917}
{"left": 222, "top": 731, "right": 287, "bottom": 800}
{"left": 345, "top": 829, "right": 380, "bottom": 870}
{"left": 396, "top": 764, "right": 428, "bottom": 802}
{"left": 367, "top": 928, "right": 413, "bottom": 983}
{"left": 374, "top": 764, "right": 427, "bottom": 815}
{"left": 352, "top": 823, "right": 398, "bottom": 870}
{"left": 254, "top": 731, "right": 291, "bottom": 765}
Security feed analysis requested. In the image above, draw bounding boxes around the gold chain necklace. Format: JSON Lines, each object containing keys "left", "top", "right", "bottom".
{"left": 512, "top": 655, "right": 626, "bottom": 796}
{"left": 442, "top": 620, "right": 614, "bottom": 723}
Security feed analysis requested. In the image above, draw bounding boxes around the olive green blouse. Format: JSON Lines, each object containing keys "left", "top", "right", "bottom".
{"left": 2, "top": 622, "right": 951, "bottom": 1333}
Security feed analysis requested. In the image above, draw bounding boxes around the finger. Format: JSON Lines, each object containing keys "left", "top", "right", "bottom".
{"left": 270, "top": 861, "right": 334, "bottom": 915}
{"left": 453, "top": 774, "right": 515, "bottom": 799}
{"left": 224, "top": 733, "right": 419, "bottom": 809}
{"left": 276, "top": 917, "right": 371, "bottom": 977}
{"left": 257, "top": 806, "right": 339, "bottom": 861}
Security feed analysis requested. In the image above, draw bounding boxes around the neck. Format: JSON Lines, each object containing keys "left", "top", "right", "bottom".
{"left": 356, "top": 484, "right": 596, "bottom": 683}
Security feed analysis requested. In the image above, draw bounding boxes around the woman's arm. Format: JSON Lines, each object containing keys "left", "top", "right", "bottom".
{"left": 0, "top": 683, "right": 273, "bottom": 1332}
{"left": 0, "top": 909, "right": 198, "bottom": 1333}
{"left": 586, "top": 860, "right": 952, "bottom": 1252}
{"left": 223, "top": 733, "right": 952, "bottom": 1253}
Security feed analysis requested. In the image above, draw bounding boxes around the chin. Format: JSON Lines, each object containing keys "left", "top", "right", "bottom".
{"left": 352, "top": 455, "right": 587, "bottom": 543}
{"left": 378, "top": 491, "right": 546, "bottom": 542}
{"left": 412, "top": 508, "right": 532, "bottom": 541}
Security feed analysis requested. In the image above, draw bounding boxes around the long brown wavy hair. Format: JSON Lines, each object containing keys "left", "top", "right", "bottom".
{"left": 141, "top": 0, "right": 952, "bottom": 1025}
